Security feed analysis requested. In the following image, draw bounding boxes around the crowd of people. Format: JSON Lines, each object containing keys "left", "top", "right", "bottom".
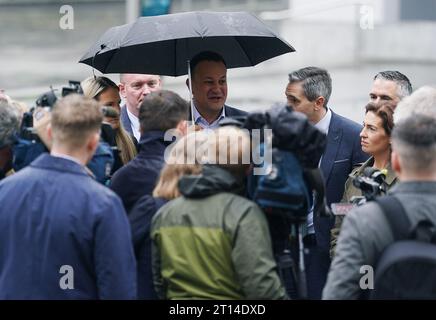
{"left": 1, "top": 49, "right": 436, "bottom": 300}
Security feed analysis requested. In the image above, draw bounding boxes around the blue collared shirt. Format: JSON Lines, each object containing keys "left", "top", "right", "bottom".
{"left": 192, "top": 104, "right": 226, "bottom": 130}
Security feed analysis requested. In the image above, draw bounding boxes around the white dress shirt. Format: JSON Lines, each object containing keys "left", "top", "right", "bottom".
{"left": 307, "top": 108, "right": 332, "bottom": 234}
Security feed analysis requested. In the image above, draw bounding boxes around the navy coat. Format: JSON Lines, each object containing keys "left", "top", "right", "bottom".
{"left": 318, "top": 111, "right": 369, "bottom": 249}
{"left": 188, "top": 104, "right": 248, "bottom": 121}
{"left": 220, "top": 104, "right": 247, "bottom": 117}
{"left": 0, "top": 154, "right": 137, "bottom": 299}
{"left": 110, "top": 131, "right": 170, "bottom": 213}
{"left": 129, "top": 195, "right": 167, "bottom": 299}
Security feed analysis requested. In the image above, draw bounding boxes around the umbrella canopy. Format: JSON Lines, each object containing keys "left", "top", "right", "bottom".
{"left": 79, "top": 11, "right": 295, "bottom": 76}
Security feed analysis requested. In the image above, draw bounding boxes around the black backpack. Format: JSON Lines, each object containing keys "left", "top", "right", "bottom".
{"left": 370, "top": 196, "right": 436, "bottom": 299}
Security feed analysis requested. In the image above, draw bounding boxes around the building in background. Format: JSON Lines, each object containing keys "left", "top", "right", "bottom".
{"left": 1, "top": 0, "right": 435, "bottom": 122}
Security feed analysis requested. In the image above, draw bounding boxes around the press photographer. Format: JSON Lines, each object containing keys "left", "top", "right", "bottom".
{"left": 330, "top": 102, "right": 397, "bottom": 258}
{"left": 13, "top": 80, "right": 116, "bottom": 184}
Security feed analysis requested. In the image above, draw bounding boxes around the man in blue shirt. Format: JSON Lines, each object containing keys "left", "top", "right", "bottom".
{"left": 186, "top": 51, "right": 247, "bottom": 130}
{"left": 0, "top": 95, "right": 136, "bottom": 299}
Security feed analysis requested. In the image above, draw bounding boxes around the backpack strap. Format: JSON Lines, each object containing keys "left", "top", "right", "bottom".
{"left": 375, "top": 196, "right": 411, "bottom": 241}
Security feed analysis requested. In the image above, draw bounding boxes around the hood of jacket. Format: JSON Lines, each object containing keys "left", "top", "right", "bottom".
{"left": 179, "top": 165, "right": 245, "bottom": 198}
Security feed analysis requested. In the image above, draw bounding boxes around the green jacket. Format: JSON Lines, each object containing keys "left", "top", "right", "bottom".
{"left": 330, "top": 157, "right": 397, "bottom": 258}
{"left": 151, "top": 166, "right": 286, "bottom": 300}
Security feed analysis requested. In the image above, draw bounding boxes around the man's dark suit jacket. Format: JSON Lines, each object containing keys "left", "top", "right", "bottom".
{"left": 188, "top": 104, "right": 247, "bottom": 123}
{"left": 120, "top": 105, "right": 133, "bottom": 135}
{"left": 307, "top": 110, "right": 369, "bottom": 299}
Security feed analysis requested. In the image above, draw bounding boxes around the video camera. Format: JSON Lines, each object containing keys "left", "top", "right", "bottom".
{"left": 220, "top": 105, "right": 330, "bottom": 222}
{"left": 220, "top": 105, "right": 331, "bottom": 299}
{"left": 331, "top": 167, "right": 388, "bottom": 216}
{"left": 20, "top": 81, "right": 83, "bottom": 142}
{"left": 351, "top": 167, "right": 388, "bottom": 204}
{"left": 13, "top": 80, "right": 117, "bottom": 184}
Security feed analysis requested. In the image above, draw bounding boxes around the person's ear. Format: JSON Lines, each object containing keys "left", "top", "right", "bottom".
{"left": 87, "top": 132, "right": 100, "bottom": 155}
{"left": 118, "top": 83, "right": 126, "bottom": 98}
{"left": 41, "top": 122, "right": 53, "bottom": 150}
{"left": 176, "top": 120, "right": 188, "bottom": 136}
{"left": 314, "top": 96, "right": 325, "bottom": 111}
{"left": 391, "top": 151, "right": 401, "bottom": 175}
{"left": 46, "top": 123, "right": 52, "bottom": 140}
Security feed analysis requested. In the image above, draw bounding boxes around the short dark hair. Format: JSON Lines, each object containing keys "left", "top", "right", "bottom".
{"left": 288, "top": 66, "right": 332, "bottom": 108}
{"left": 139, "top": 90, "right": 189, "bottom": 133}
{"left": 365, "top": 102, "right": 395, "bottom": 137}
{"left": 374, "top": 71, "right": 412, "bottom": 98}
{"left": 189, "top": 51, "right": 227, "bottom": 78}
{"left": 392, "top": 115, "right": 436, "bottom": 173}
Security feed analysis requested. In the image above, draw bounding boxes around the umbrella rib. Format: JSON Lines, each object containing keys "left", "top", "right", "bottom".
{"left": 234, "top": 37, "right": 254, "bottom": 66}
{"left": 175, "top": 38, "right": 179, "bottom": 77}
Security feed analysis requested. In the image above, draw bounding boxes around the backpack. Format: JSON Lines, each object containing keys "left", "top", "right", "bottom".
{"left": 251, "top": 146, "right": 328, "bottom": 222}
{"left": 251, "top": 147, "right": 310, "bottom": 220}
{"left": 371, "top": 196, "right": 436, "bottom": 299}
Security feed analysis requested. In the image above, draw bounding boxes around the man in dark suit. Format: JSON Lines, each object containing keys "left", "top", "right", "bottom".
{"left": 186, "top": 51, "right": 247, "bottom": 129}
{"left": 119, "top": 73, "right": 162, "bottom": 143}
{"left": 285, "top": 66, "right": 369, "bottom": 299}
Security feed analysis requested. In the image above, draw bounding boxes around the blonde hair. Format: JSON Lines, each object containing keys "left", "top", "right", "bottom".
{"left": 81, "top": 76, "right": 118, "bottom": 100}
{"left": 82, "top": 76, "right": 137, "bottom": 164}
{"left": 11, "top": 100, "right": 29, "bottom": 123}
{"left": 205, "top": 126, "right": 252, "bottom": 178}
{"left": 115, "top": 126, "right": 137, "bottom": 164}
{"left": 153, "top": 131, "right": 208, "bottom": 199}
{"left": 51, "top": 94, "right": 102, "bottom": 148}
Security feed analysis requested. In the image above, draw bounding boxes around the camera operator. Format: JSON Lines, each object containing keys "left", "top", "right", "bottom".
{"left": 0, "top": 100, "right": 19, "bottom": 180}
{"left": 13, "top": 82, "right": 116, "bottom": 184}
{"left": 330, "top": 102, "right": 397, "bottom": 258}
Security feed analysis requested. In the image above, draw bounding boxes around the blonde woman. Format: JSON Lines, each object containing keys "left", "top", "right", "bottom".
{"left": 81, "top": 76, "right": 137, "bottom": 167}
{"left": 128, "top": 131, "right": 207, "bottom": 299}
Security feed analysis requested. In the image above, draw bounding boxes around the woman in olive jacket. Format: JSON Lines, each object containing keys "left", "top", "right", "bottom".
{"left": 330, "top": 102, "right": 397, "bottom": 258}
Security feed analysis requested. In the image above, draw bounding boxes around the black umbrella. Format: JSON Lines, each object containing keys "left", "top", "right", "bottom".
{"left": 79, "top": 11, "right": 295, "bottom": 76}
